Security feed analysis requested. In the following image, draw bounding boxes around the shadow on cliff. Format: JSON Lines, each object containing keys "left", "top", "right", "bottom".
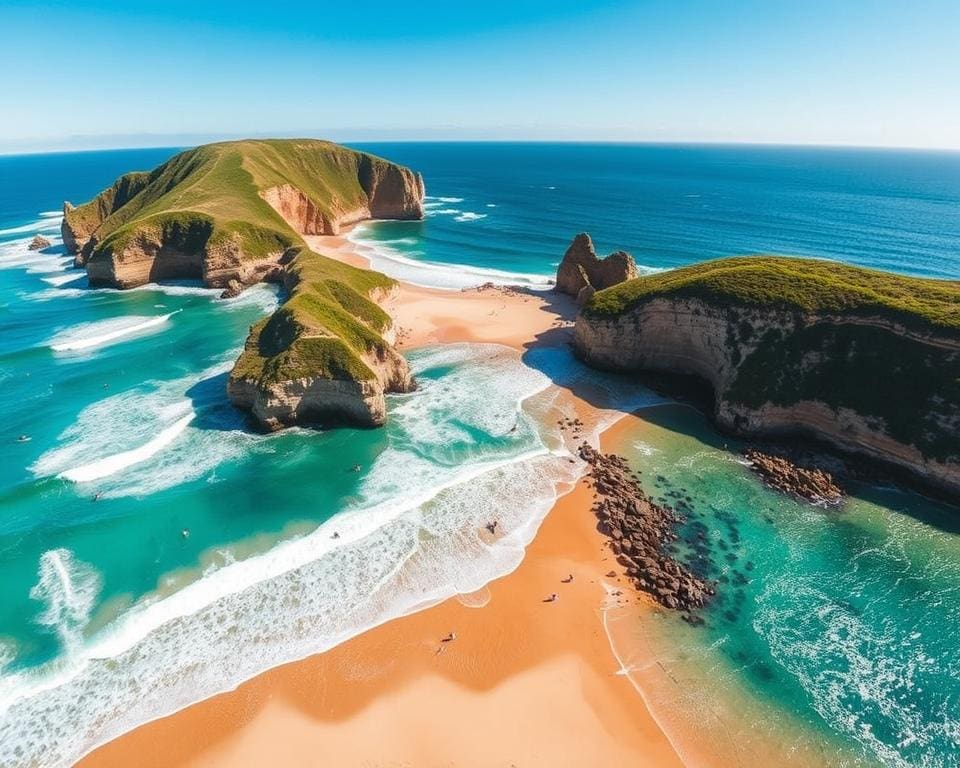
{"left": 185, "top": 370, "right": 251, "bottom": 432}
{"left": 638, "top": 398, "right": 960, "bottom": 527}
{"left": 514, "top": 287, "right": 653, "bottom": 412}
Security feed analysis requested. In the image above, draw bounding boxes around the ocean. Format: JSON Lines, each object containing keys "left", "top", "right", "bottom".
{"left": 0, "top": 143, "right": 958, "bottom": 766}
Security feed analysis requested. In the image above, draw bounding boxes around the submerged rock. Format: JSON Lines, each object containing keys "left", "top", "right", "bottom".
{"left": 580, "top": 442, "right": 714, "bottom": 615}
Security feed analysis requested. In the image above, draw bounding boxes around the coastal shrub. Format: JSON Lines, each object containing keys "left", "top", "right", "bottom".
{"left": 585, "top": 256, "right": 960, "bottom": 333}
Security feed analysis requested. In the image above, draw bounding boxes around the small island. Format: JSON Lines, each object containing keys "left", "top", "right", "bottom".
{"left": 61, "top": 139, "right": 425, "bottom": 429}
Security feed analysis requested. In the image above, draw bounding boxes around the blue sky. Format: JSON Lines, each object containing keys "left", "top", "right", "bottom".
{"left": 1, "top": 0, "right": 958, "bottom": 152}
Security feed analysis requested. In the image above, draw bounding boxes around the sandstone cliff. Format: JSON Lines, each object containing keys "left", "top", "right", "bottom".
{"left": 62, "top": 139, "right": 425, "bottom": 430}
{"left": 61, "top": 139, "right": 424, "bottom": 292}
{"left": 259, "top": 159, "right": 424, "bottom": 237}
{"left": 556, "top": 233, "right": 638, "bottom": 304}
{"left": 573, "top": 256, "right": 960, "bottom": 498}
{"left": 227, "top": 249, "right": 414, "bottom": 429}
{"left": 62, "top": 171, "right": 151, "bottom": 262}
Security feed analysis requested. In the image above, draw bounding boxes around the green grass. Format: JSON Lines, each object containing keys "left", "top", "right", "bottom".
{"left": 67, "top": 139, "right": 416, "bottom": 392}
{"left": 231, "top": 245, "right": 398, "bottom": 387}
{"left": 69, "top": 138, "right": 414, "bottom": 265}
{"left": 584, "top": 256, "right": 960, "bottom": 332}
{"left": 581, "top": 255, "right": 960, "bottom": 462}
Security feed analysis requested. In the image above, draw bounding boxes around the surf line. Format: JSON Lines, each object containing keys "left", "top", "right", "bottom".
{"left": 51, "top": 311, "right": 181, "bottom": 352}
{"left": 59, "top": 413, "right": 195, "bottom": 483}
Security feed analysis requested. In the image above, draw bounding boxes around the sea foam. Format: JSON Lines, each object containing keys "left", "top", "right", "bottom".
{"left": 48, "top": 312, "right": 178, "bottom": 352}
{"left": 347, "top": 225, "right": 554, "bottom": 291}
{"left": 0, "top": 342, "right": 665, "bottom": 767}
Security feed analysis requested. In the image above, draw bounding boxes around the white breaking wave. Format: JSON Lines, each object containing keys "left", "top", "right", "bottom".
{"left": 60, "top": 414, "right": 195, "bottom": 483}
{"left": 30, "top": 356, "right": 262, "bottom": 498}
{"left": 454, "top": 212, "right": 487, "bottom": 222}
{"left": 38, "top": 211, "right": 63, "bottom": 218}
{"left": 0, "top": 342, "right": 666, "bottom": 767}
{"left": 29, "top": 550, "right": 102, "bottom": 656}
{"left": 27, "top": 280, "right": 263, "bottom": 305}
{"left": 347, "top": 225, "right": 553, "bottom": 291}
{"left": 49, "top": 312, "right": 178, "bottom": 352}
{"left": 41, "top": 272, "right": 84, "bottom": 287}
{"left": 0, "top": 219, "right": 61, "bottom": 237}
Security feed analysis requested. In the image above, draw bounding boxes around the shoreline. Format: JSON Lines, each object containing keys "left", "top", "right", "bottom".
{"left": 79, "top": 229, "right": 687, "bottom": 767}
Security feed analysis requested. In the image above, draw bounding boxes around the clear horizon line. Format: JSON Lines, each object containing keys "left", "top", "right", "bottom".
{"left": 3, "top": 136, "right": 960, "bottom": 159}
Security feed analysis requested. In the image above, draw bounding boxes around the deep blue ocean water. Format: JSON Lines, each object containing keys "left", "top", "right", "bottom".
{"left": 345, "top": 142, "right": 960, "bottom": 284}
{"left": 0, "top": 143, "right": 958, "bottom": 766}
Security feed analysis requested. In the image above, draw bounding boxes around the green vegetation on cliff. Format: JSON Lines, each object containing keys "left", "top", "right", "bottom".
{"left": 64, "top": 139, "right": 424, "bottom": 428}
{"left": 66, "top": 138, "right": 419, "bottom": 263}
{"left": 580, "top": 256, "right": 960, "bottom": 466}
{"left": 584, "top": 256, "right": 960, "bottom": 332}
{"left": 231, "top": 246, "right": 394, "bottom": 386}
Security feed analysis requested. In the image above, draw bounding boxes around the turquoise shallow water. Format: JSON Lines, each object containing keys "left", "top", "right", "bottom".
{"left": 0, "top": 144, "right": 958, "bottom": 766}
{"left": 608, "top": 406, "right": 960, "bottom": 768}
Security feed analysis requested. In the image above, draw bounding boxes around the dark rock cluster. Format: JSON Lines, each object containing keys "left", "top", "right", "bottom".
{"left": 579, "top": 443, "right": 715, "bottom": 614}
{"left": 744, "top": 447, "right": 844, "bottom": 505}
{"left": 555, "top": 233, "right": 638, "bottom": 304}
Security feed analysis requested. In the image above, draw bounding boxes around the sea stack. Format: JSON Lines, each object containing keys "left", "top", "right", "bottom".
{"left": 555, "top": 232, "right": 638, "bottom": 304}
{"left": 28, "top": 235, "right": 51, "bottom": 250}
{"left": 573, "top": 256, "right": 960, "bottom": 497}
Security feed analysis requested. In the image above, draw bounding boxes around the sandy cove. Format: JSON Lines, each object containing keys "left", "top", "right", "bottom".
{"left": 79, "top": 232, "right": 685, "bottom": 768}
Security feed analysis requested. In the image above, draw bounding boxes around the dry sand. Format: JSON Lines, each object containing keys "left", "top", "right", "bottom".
{"left": 79, "top": 231, "right": 685, "bottom": 768}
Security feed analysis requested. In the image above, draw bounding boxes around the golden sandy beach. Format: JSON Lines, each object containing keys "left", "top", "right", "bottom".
{"left": 80, "top": 232, "right": 684, "bottom": 768}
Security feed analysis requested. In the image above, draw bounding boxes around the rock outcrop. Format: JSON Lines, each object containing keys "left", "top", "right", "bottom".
{"left": 556, "top": 233, "right": 638, "bottom": 304}
{"left": 580, "top": 443, "right": 714, "bottom": 615}
{"left": 574, "top": 256, "right": 960, "bottom": 498}
{"left": 743, "top": 448, "right": 844, "bottom": 505}
{"left": 28, "top": 235, "right": 51, "bottom": 250}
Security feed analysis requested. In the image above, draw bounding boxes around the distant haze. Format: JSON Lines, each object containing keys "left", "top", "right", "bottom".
{"left": 2, "top": 0, "right": 958, "bottom": 154}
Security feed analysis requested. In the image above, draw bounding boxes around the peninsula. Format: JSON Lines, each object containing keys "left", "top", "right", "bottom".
{"left": 571, "top": 253, "right": 960, "bottom": 496}
{"left": 61, "top": 139, "right": 425, "bottom": 428}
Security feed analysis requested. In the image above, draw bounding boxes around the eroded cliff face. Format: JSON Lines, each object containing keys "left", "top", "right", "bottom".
{"left": 227, "top": 278, "right": 414, "bottom": 431}
{"left": 64, "top": 152, "right": 424, "bottom": 289}
{"left": 261, "top": 160, "right": 424, "bottom": 236}
{"left": 574, "top": 297, "right": 960, "bottom": 497}
{"left": 85, "top": 223, "right": 284, "bottom": 293}
{"left": 225, "top": 247, "right": 415, "bottom": 431}
{"left": 62, "top": 171, "right": 151, "bottom": 261}
{"left": 228, "top": 326, "right": 413, "bottom": 430}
